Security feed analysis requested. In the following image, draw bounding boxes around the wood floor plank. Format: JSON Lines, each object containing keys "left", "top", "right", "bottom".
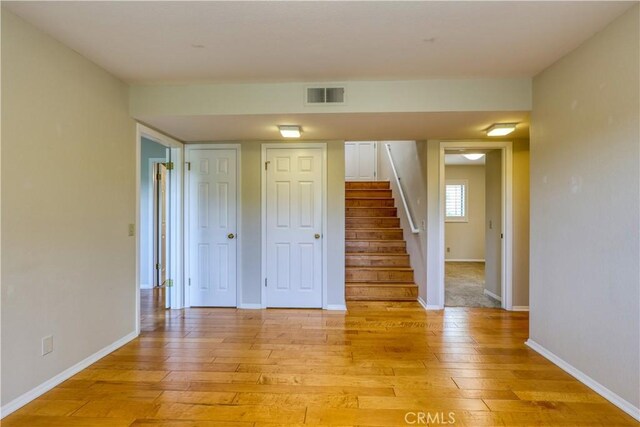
{"left": 3, "top": 289, "right": 636, "bottom": 426}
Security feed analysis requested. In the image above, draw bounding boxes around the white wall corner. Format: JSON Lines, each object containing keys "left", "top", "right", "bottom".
{"left": 0, "top": 331, "right": 138, "bottom": 419}
{"left": 417, "top": 296, "right": 444, "bottom": 311}
{"left": 525, "top": 339, "right": 640, "bottom": 422}
{"left": 483, "top": 289, "right": 502, "bottom": 302}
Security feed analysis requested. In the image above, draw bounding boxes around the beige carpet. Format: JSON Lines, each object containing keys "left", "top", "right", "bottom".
{"left": 445, "top": 262, "right": 501, "bottom": 308}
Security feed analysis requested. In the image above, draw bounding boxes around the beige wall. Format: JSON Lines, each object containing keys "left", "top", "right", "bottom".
{"left": 192, "top": 141, "right": 345, "bottom": 307}
{"left": 530, "top": 4, "right": 639, "bottom": 410}
{"left": 445, "top": 165, "right": 485, "bottom": 261}
{"left": 484, "top": 151, "right": 502, "bottom": 297}
{"left": 377, "top": 141, "right": 428, "bottom": 299}
{"left": 1, "top": 9, "right": 136, "bottom": 407}
{"left": 512, "top": 140, "right": 530, "bottom": 306}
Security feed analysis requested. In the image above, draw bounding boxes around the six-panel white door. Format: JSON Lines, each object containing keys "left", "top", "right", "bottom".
{"left": 189, "top": 149, "right": 237, "bottom": 307}
{"left": 345, "top": 141, "right": 377, "bottom": 181}
{"left": 265, "top": 148, "right": 323, "bottom": 308}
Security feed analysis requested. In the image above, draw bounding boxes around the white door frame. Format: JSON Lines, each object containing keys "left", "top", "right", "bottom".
{"left": 261, "top": 142, "right": 328, "bottom": 309}
{"left": 144, "top": 157, "right": 166, "bottom": 289}
{"left": 135, "top": 123, "right": 184, "bottom": 335}
{"left": 438, "top": 140, "right": 513, "bottom": 310}
{"left": 184, "top": 144, "right": 242, "bottom": 308}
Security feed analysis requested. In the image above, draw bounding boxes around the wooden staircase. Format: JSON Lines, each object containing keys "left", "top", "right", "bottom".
{"left": 345, "top": 181, "right": 419, "bottom": 301}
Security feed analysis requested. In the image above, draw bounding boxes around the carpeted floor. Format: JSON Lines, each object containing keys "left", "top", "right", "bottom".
{"left": 445, "top": 261, "right": 501, "bottom": 308}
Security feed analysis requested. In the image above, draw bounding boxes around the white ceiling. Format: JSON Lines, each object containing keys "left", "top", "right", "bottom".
{"left": 5, "top": 1, "right": 635, "bottom": 84}
{"left": 138, "top": 111, "right": 530, "bottom": 142}
{"left": 445, "top": 155, "right": 485, "bottom": 166}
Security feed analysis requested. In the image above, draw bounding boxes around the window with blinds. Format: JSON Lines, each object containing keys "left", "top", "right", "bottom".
{"left": 445, "top": 180, "right": 468, "bottom": 222}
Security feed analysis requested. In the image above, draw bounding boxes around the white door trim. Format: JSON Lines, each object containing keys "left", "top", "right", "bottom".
{"left": 184, "top": 144, "right": 242, "bottom": 308}
{"left": 261, "top": 142, "right": 328, "bottom": 309}
{"left": 143, "top": 157, "right": 166, "bottom": 289}
{"left": 438, "top": 140, "right": 513, "bottom": 310}
{"left": 135, "top": 124, "right": 184, "bottom": 335}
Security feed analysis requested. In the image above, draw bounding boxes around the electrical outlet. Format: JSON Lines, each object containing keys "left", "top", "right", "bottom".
{"left": 42, "top": 335, "right": 53, "bottom": 356}
{"left": 128, "top": 224, "right": 135, "bottom": 237}
{"left": 447, "top": 247, "right": 451, "bottom": 253}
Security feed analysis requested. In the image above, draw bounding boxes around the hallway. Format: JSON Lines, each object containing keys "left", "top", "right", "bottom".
{"left": 2, "top": 291, "right": 636, "bottom": 426}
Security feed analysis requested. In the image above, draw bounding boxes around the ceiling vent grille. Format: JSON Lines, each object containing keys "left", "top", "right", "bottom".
{"left": 305, "top": 86, "right": 346, "bottom": 105}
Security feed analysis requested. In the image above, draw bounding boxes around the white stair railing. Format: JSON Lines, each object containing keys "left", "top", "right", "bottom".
{"left": 384, "top": 143, "right": 419, "bottom": 234}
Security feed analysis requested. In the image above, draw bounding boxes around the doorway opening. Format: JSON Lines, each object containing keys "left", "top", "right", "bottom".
{"left": 136, "top": 124, "right": 184, "bottom": 333}
{"left": 443, "top": 149, "right": 502, "bottom": 307}
{"left": 438, "top": 141, "right": 513, "bottom": 310}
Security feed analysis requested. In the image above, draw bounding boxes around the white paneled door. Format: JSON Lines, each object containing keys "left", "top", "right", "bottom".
{"left": 265, "top": 147, "right": 323, "bottom": 308}
{"left": 189, "top": 149, "right": 237, "bottom": 307}
{"left": 345, "top": 141, "right": 377, "bottom": 181}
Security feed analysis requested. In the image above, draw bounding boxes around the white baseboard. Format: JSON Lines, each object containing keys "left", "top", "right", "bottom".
{"left": 445, "top": 259, "right": 485, "bottom": 262}
{"left": 0, "top": 330, "right": 138, "bottom": 419}
{"left": 417, "top": 296, "right": 443, "bottom": 310}
{"left": 326, "top": 304, "right": 347, "bottom": 311}
{"left": 526, "top": 339, "right": 640, "bottom": 421}
{"left": 512, "top": 306, "right": 530, "bottom": 311}
{"left": 238, "top": 303, "right": 262, "bottom": 309}
{"left": 483, "top": 289, "right": 502, "bottom": 302}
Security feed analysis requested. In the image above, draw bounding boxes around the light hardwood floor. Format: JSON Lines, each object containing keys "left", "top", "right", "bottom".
{"left": 3, "top": 289, "right": 637, "bottom": 426}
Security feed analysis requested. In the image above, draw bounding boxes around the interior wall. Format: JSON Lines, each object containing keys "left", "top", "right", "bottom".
{"left": 1, "top": 9, "right": 136, "bottom": 408}
{"left": 140, "top": 138, "right": 167, "bottom": 288}
{"left": 444, "top": 165, "right": 485, "bottom": 261}
{"left": 512, "top": 139, "right": 530, "bottom": 306}
{"left": 484, "top": 151, "right": 502, "bottom": 297}
{"left": 530, "top": 4, "right": 639, "bottom": 411}
{"left": 190, "top": 141, "right": 345, "bottom": 307}
{"left": 377, "top": 141, "right": 428, "bottom": 300}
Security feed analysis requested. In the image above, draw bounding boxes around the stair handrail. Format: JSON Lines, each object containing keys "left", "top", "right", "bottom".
{"left": 384, "top": 143, "right": 420, "bottom": 234}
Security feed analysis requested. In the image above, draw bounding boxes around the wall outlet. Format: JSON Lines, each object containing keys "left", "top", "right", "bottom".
{"left": 128, "top": 223, "right": 135, "bottom": 237}
{"left": 42, "top": 335, "right": 53, "bottom": 356}
{"left": 447, "top": 247, "right": 451, "bottom": 253}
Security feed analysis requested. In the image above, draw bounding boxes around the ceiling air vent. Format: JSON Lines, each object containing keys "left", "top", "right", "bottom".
{"left": 305, "top": 86, "right": 346, "bottom": 105}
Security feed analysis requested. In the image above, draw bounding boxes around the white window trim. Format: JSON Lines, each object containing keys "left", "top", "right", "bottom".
{"left": 445, "top": 179, "right": 468, "bottom": 223}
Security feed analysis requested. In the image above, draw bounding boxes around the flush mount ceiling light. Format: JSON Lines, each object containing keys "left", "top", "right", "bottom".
{"left": 279, "top": 125, "right": 302, "bottom": 138}
{"left": 486, "top": 123, "right": 517, "bottom": 137}
{"left": 463, "top": 153, "right": 485, "bottom": 161}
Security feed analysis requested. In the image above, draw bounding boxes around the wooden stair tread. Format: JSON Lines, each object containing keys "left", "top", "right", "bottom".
{"left": 346, "top": 239, "right": 406, "bottom": 242}
{"left": 346, "top": 282, "right": 418, "bottom": 286}
{"left": 344, "top": 181, "right": 416, "bottom": 302}
{"left": 346, "top": 253, "right": 409, "bottom": 257}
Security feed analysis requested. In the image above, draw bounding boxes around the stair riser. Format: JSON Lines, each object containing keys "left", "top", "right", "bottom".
{"left": 346, "top": 199, "right": 395, "bottom": 207}
{"left": 346, "top": 190, "right": 393, "bottom": 198}
{"left": 346, "top": 256, "right": 410, "bottom": 267}
{"left": 346, "top": 242, "right": 406, "bottom": 253}
{"left": 346, "top": 270, "right": 414, "bottom": 282}
{"left": 346, "top": 207, "right": 397, "bottom": 217}
{"left": 346, "top": 218, "right": 400, "bottom": 228}
{"left": 345, "top": 182, "right": 390, "bottom": 190}
{"left": 346, "top": 286, "right": 419, "bottom": 300}
{"left": 346, "top": 230, "right": 404, "bottom": 240}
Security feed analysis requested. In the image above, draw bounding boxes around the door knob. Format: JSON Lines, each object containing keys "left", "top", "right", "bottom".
{"left": 314, "top": 233, "right": 321, "bottom": 239}
{"left": 228, "top": 233, "right": 235, "bottom": 239}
